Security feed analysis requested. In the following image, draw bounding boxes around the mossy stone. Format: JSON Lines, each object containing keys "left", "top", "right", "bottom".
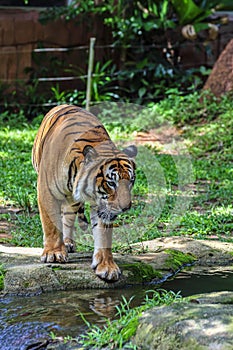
{"left": 133, "top": 292, "right": 233, "bottom": 350}
{"left": 120, "top": 262, "right": 163, "bottom": 283}
{"left": 164, "top": 249, "right": 196, "bottom": 271}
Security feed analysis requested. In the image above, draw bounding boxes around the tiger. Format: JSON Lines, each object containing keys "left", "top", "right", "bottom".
{"left": 32, "top": 104, "right": 137, "bottom": 282}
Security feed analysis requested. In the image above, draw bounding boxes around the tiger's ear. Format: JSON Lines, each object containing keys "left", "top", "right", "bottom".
{"left": 122, "top": 145, "right": 137, "bottom": 158}
{"left": 83, "top": 145, "right": 98, "bottom": 163}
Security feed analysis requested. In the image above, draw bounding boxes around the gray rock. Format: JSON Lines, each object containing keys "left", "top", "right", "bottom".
{"left": 0, "top": 237, "right": 232, "bottom": 295}
{"left": 133, "top": 291, "right": 233, "bottom": 350}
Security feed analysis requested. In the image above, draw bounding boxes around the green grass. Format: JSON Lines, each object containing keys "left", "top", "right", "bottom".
{"left": 0, "top": 264, "right": 6, "bottom": 290}
{"left": 72, "top": 289, "right": 182, "bottom": 349}
{"left": 0, "top": 91, "right": 232, "bottom": 248}
{"left": 0, "top": 123, "right": 42, "bottom": 247}
{"left": 0, "top": 125, "right": 37, "bottom": 208}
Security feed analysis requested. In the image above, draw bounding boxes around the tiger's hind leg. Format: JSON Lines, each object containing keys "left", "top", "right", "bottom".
{"left": 62, "top": 202, "right": 88, "bottom": 253}
{"left": 38, "top": 191, "right": 67, "bottom": 263}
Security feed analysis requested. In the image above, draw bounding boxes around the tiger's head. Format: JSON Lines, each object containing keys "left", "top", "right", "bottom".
{"left": 74, "top": 144, "right": 137, "bottom": 224}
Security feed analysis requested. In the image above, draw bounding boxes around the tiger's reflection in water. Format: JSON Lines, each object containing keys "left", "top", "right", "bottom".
{"left": 89, "top": 295, "right": 121, "bottom": 318}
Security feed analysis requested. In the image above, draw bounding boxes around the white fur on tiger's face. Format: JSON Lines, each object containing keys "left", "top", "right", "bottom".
{"left": 32, "top": 104, "right": 137, "bottom": 282}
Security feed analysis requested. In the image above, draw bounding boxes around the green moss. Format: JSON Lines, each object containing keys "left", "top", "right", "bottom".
{"left": 164, "top": 249, "right": 196, "bottom": 272}
{"left": 23, "top": 281, "right": 30, "bottom": 288}
{"left": 51, "top": 266, "right": 63, "bottom": 271}
{"left": 0, "top": 264, "right": 6, "bottom": 290}
{"left": 121, "top": 262, "right": 163, "bottom": 283}
{"left": 187, "top": 292, "right": 233, "bottom": 305}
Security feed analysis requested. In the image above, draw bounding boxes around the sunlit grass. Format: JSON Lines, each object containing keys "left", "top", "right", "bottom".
{"left": 0, "top": 126, "right": 37, "bottom": 209}
{"left": 179, "top": 205, "right": 233, "bottom": 239}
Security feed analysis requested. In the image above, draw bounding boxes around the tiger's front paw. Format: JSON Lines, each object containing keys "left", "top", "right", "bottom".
{"left": 41, "top": 244, "right": 68, "bottom": 263}
{"left": 91, "top": 248, "right": 121, "bottom": 282}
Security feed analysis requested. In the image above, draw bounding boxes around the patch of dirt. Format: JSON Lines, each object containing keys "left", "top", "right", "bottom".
{"left": 0, "top": 222, "right": 13, "bottom": 240}
{"left": 132, "top": 126, "right": 184, "bottom": 154}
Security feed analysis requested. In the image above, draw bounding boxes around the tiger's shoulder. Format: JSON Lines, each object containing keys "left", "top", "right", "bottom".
{"left": 32, "top": 104, "right": 110, "bottom": 173}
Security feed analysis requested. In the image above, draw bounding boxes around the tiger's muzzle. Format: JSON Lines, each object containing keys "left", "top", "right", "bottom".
{"left": 97, "top": 209, "right": 118, "bottom": 223}
{"left": 98, "top": 179, "right": 132, "bottom": 224}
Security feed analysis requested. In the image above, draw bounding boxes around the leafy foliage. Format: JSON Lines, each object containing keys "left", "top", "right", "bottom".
{"left": 36, "top": 0, "right": 232, "bottom": 105}
{"left": 2, "top": 0, "right": 229, "bottom": 118}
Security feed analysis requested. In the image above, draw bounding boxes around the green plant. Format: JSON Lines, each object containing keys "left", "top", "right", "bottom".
{"left": 10, "top": 213, "right": 42, "bottom": 247}
{"left": 36, "top": 0, "right": 230, "bottom": 106}
{"left": 72, "top": 60, "right": 122, "bottom": 103}
{"left": 179, "top": 205, "right": 233, "bottom": 239}
{"left": 172, "top": 0, "right": 233, "bottom": 25}
{"left": 0, "top": 110, "right": 28, "bottom": 127}
{"left": 90, "top": 60, "right": 120, "bottom": 102}
{"left": 49, "top": 84, "right": 85, "bottom": 106}
{"left": 0, "top": 264, "right": 6, "bottom": 290}
{"left": 0, "top": 125, "right": 37, "bottom": 208}
{"left": 0, "top": 79, "right": 48, "bottom": 119}
{"left": 78, "top": 289, "right": 182, "bottom": 349}
{"left": 39, "top": 0, "right": 97, "bottom": 23}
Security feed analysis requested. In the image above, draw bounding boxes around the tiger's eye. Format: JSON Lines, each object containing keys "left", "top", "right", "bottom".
{"left": 107, "top": 181, "right": 116, "bottom": 189}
